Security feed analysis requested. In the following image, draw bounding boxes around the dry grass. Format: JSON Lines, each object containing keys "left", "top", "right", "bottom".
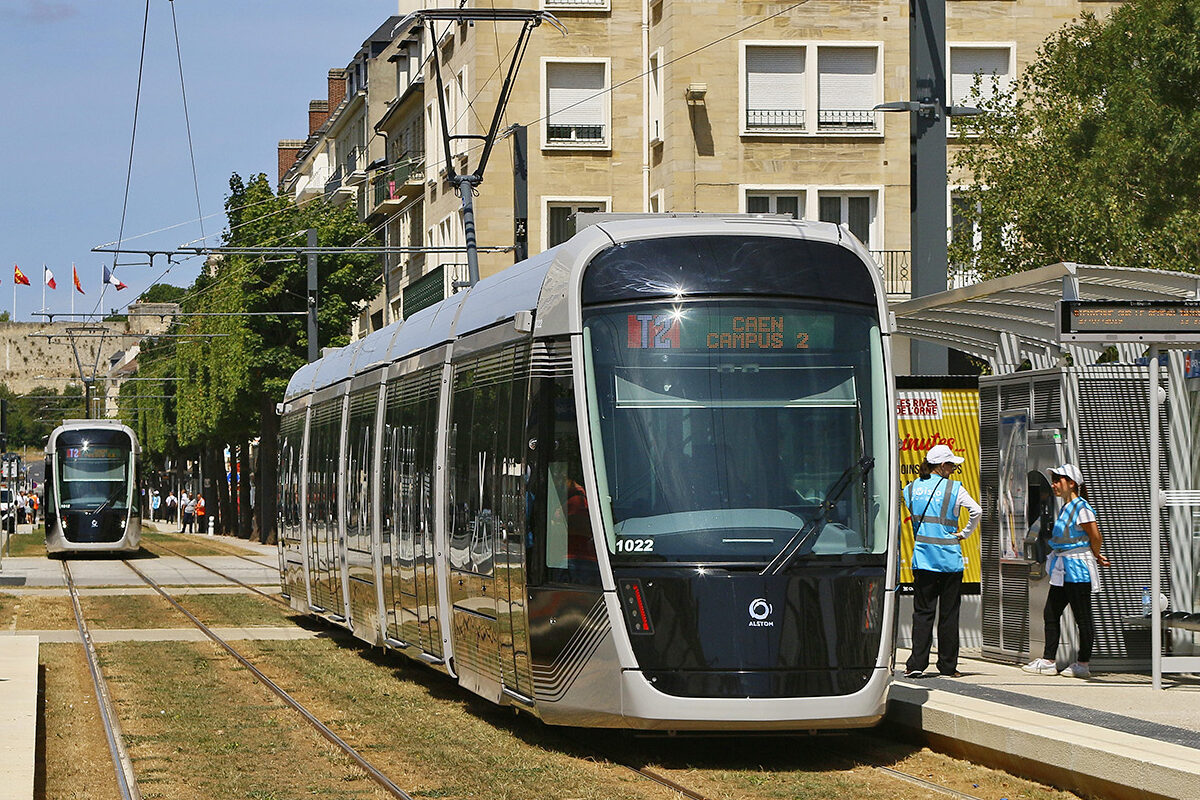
{"left": 0, "top": 592, "right": 77, "bottom": 629}
{"left": 141, "top": 531, "right": 265, "bottom": 558}
{"left": 77, "top": 592, "right": 296, "bottom": 630}
{"left": 39, "top": 643, "right": 122, "bottom": 800}
{"left": 5, "top": 531, "right": 46, "bottom": 557}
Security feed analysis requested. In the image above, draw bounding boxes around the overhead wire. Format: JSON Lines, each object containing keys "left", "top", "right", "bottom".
{"left": 169, "top": 0, "right": 205, "bottom": 244}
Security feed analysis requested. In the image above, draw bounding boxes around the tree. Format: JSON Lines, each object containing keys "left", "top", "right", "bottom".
{"left": 166, "top": 173, "right": 379, "bottom": 539}
{"left": 138, "top": 283, "right": 188, "bottom": 304}
{"left": 949, "top": 0, "right": 1200, "bottom": 277}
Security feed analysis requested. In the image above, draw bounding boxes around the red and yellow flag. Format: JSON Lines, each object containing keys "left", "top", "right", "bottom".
{"left": 13, "top": 264, "right": 31, "bottom": 286}
{"left": 73, "top": 264, "right": 85, "bottom": 294}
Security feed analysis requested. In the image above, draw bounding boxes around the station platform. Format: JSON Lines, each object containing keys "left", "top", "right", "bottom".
{"left": 888, "top": 648, "right": 1200, "bottom": 800}
{"left": 0, "top": 636, "right": 37, "bottom": 800}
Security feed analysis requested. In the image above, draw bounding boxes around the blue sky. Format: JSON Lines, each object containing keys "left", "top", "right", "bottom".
{"left": 0, "top": 0, "right": 399, "bottom": 321}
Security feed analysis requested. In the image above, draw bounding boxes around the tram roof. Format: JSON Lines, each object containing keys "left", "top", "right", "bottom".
{"left": 893, "top": 262, "right": 1200, "bottom": 373}
{"left": 284, "top": 248, "right": 558, "bottom": 400}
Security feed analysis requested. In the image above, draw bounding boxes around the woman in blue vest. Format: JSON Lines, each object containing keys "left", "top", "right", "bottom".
{"left": 1023, "top": 464, "right": 1110, "bottom": 678}
{"left": 903, "top": 444, "right": 982, "bottom": 678}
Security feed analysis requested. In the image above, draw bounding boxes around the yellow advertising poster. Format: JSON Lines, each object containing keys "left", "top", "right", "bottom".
{"left": 897, "top": 387, "right": 981, "bottom": 586}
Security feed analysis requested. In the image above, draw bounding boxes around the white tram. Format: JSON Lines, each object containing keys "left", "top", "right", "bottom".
{"left": 278, "top": 215, "right": 899, "bottom": 729}
{"left": 44, "top": 420, "right": 142, "bottom": 555}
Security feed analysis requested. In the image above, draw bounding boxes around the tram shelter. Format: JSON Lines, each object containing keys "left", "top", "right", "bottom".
{"left": 891, "top": 262, "right": 1200, "bottom": 683}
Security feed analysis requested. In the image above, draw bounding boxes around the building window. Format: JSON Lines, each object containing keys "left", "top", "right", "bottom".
{"left": 649, "top": 50, "right": 664, "bottom": 144}
{"left": 745, "top": 45, "right": 806, "bottom": 132}
{"left": 544, "top": 60, "right": 609, "bottom": 148}
{"left": 649, "top": 190, "right": 664, "bottom": 213}
{"left": 950, "top": 45, "right": 1012, "bottom": 130}
{"left": 546, "top": 199, "right": 608, "bottom": 248}
{"left": 818, "top": 192, "right": 876, "bottom": 248}
{"left": 746, "top": 191, "right": 804, "bottom": 219}
{"left": 542, "top": 0, "right": 610, "bottom": 10}
{"left": 817, "top": 47, "right": 879, "bottom": 131}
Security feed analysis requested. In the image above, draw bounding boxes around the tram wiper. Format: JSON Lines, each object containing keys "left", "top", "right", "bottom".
{"left": 92, "top": 488, "right": 126, "bottom": 516}
{"left": 760, "top": 455, "right": 874, "bottom": 576}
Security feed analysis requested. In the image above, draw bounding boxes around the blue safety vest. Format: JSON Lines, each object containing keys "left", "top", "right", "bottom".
{"left": 1049, "top": 497, "right": 1095, "bottom": 583}
{"left": 904, "top": 476, "right": 964, "bottom": 573}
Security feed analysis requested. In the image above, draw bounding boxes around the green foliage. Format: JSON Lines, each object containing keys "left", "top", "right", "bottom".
{"left": 0, "top": 383, "right": 86, "bottom": 449}
{"left": 168, "top": 172, "right": 379, "bottom": 449}
{"left": 950, "top": 0, "right": 1200, "bottom": 277}
{"left": 138, "top": 283, "right": 188, "bottom": 304}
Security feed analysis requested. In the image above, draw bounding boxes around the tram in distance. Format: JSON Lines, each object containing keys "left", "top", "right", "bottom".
{"left": 277, "top": 214, "right": 899, "bottom": 730}
{"left": 44, "top": 420, "right": 143, "bottom": 555}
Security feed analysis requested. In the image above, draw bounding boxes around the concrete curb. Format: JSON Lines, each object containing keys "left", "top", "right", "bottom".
{"left": 0, "top": 636, "right": 38, "bottom": 800}
{"left": 888, "top": 682, "right": 1200, "bottom": 800}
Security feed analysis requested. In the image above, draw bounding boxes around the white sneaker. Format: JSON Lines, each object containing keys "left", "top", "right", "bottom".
{"left": 1059, "top": 662, "right": 1091, "bottom": 679}
{"left": 1021, "top": 658, "right": 1058, "bottom": 675}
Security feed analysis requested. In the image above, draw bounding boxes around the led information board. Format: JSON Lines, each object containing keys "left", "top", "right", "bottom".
{"left": 1058, "top": 300, "right": 1200, "bottom": 343}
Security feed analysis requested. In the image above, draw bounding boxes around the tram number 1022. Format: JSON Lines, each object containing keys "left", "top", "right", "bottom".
{"left": 615, "top": 537, "right": 656, "bottom": 553}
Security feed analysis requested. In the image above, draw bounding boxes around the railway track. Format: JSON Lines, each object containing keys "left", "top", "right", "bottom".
{"left": 119, "top": 557, "right": 417, "bottom": 800}
{"left": 141, "top": 539, "right": 289, "bottom": 608}
{"left": 66, "top": 543, "right": 997, "bottom": 800}
{"left": 61, "top": 560, "right": 142, "bottom": 800}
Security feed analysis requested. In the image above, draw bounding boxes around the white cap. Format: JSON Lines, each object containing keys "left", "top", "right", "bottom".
{"left": 1048, "top": 463, "right": 1084, "bottom": 486}
{"left": 926, "top": 444, "right": 964, "bottom": 465}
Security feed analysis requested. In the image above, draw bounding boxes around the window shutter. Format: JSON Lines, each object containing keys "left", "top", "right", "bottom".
{"left": 952, "top": 48, "right": 1010, "bottom": 106}
{"left": 746, "top": 46, "right": 805, "bottom": 116}
{"left": 818, "top": 48, "right": 876, "bottom": 116}
{"left": 547, "top": 63, "right": 606, "bottom": 126}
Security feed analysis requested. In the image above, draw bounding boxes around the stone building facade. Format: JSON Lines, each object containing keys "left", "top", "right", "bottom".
{"left": 278, "top": 0, "right": 1122, "bottom": 339}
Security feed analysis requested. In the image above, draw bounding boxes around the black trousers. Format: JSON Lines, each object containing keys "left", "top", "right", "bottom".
{"left": 1043, "top": 582, "right": 1095, "bottom": 662}
{"left": 907, "top": 569, "right": 963, "bottom": 674}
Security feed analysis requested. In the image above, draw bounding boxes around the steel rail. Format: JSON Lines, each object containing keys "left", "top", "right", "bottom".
{"left": 120, "top": 559, "right": 416, "bottom": 800}
{"left": 62, "top": 561, "right": 143, "bottom": 800}
{"left": 146, "top": 532, "right": 276, "bottom": 568}
{"left": 563, "top": 735, "right": 717, "bottom": 800}
{"left": 143, "top": 540, "right": 285, "bottom": 606}
{"left": 818, "top": 738, "right": 989, "bottom": 800}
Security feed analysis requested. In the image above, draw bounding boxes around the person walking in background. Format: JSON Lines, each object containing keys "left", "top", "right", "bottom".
{"left": 150, "top": 490, "right": 161, "bottom": 522}
{"left": 902, "top": 444, "right": 982, "bottom": 678}
{"left": 181, "top": 494, "right": 196, "bottom": 533}
{"left": 196, "top": 494, "right": 207, "bottom": 534}
{"left": 165, "top": 491, "right": 178, "bottom": 524}
{"left": 1023, "top": 464, "right": 1111, "bottom": 679}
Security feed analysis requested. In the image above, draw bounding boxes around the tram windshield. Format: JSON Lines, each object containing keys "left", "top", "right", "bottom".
{"left": 54, "top": 432, "right": 133, "bottom": 512}
{"left": 583, "top": 300, "right": 889, "bottom": 567}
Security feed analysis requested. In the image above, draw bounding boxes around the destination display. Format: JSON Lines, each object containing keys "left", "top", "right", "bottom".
{"left": 1059, "top": 300, "right": 1200, "bottom": 343}
{"left": 62, "top": 445, "right": 127, "bottom": 460}
{"left": 626, "top": 310, "right": 835, "bottom": 351}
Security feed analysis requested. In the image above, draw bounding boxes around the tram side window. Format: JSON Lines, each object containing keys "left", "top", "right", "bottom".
{"left": 448, "top": 348, "right": 531, "bottom": 577}
{"left": 528, "top": 376, "right": 600, "bottom": 587}
{"left": 345, "top": 392, "right": 377, "bottom": 553}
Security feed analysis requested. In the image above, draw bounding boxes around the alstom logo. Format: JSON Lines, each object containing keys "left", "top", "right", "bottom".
{"left": 748, "top": 598, "right": 774, "bottom": 627}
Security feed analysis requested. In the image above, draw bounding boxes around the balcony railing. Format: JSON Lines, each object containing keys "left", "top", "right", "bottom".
{"left": 547, "top": 123, "right": 605, "bottom": 143}
{"left": 871, "top": 250, "right": 982, "bottom": 295}
{"left": 817, "top": 109, "right": 879, "bottom": 131}
{"left": 343, "top": 145, "right": 367, "bottom": 176}
{"left": 872, "top": 250, "right": 910, "bottom": 294}
{"left": 372, "top": 156, "right": 425, "bottom": 206}
{"left": 544, "top": 0, "right": 607, "bottom": 6}
{"left": 323, "top": 165, "right": 344, "bottom": 198}
{"left": 746, "top": 108, "right": 806, "bottom": 132}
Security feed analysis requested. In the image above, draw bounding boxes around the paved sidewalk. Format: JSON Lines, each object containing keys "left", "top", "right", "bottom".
{"left": 0, "top": 637, "right": 37, "bottom": 800}
{"left": 889, "top": 648, "right": 1200, "bottom": 800}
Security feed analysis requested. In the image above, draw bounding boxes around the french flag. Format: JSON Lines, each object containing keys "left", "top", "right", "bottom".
{"left": 103, "top": 264, "right": 127, "bottom": 290}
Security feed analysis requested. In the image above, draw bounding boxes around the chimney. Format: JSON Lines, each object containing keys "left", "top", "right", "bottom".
{"left": 277, "top": 139, "right": 306, "bottom": 187}
{"left": 328, "top": 68, "right": 348, "bottom": 111}
{"left": 308, "top": 100, "right": 329, "bottom": 135}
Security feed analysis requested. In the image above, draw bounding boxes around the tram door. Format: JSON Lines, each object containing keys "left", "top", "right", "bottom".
{"left": 305, "top": 398, "right": 344, "bottom": 617}
{"left": 277, "top": 411, "right": 306, "bottom": 603}
{"left": 381, "top": 370, "right": 443, "bottom": 658}
{"left": 447, "top": 344, "right": 534, "bottom": 702}
{"left": 344, "top": 388, "right": 380, "bottom": 640}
